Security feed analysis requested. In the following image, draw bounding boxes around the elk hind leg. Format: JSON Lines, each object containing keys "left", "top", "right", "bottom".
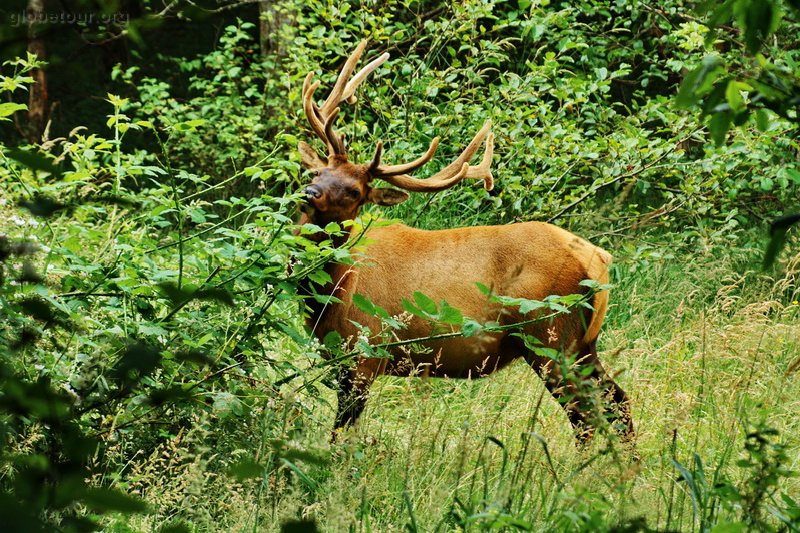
{"left": 526, "top": 341, "right": 634, "bottom": 444}
{"left": 581, "top": 340, "right": 634, "bottom": 441}
{"left": 527, "top": 350, "right": 594, "bottom": 443}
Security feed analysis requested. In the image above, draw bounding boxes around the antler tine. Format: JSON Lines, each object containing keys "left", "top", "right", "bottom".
{"left": 379, "top": 163, "right": 470, "bottom": 192}
{"left": 324, "top": 107, "right": 345, "bottom": 155}
{"left": 302, "top": 74, "right": 329, "bottom": 150}
{"left": 303, "top": 40, "right": 390, "bottom": 158}
{"left": 319, "top": 40, "right": 367, "bottom": 117}
{"left": 367, "top": 141, "right": 384, "bottom": 172}
{"left": 343, "top": 52, "right": 391, "bottom": 105}
{"left": 377, "top": 120, "right": 494, "bottom": 192}
{"left": 371, "top": 138, "right": 441, "bottom": 177}
{"left": 465, "top": 132, "right": 494, "bottom": 191}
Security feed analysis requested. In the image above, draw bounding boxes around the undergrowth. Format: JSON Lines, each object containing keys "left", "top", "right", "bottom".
{"left": 115, "top": 237, "right": 800, "bottom": 532}
{"left": 2, "top": 0, "right": 800, "bottom": 530}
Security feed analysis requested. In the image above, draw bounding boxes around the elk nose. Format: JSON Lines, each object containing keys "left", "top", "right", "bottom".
{"left": 303, "top": 185, "right": 322, "bottom": 200}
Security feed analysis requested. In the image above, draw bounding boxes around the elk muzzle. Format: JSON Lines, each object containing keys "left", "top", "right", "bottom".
{"left": 303, "top": 185, "right": 322, "bottom": 200}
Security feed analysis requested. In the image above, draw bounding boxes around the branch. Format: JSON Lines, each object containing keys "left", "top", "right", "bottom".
{"left": 546, "top": 128, "right": 701, "bottom": 223}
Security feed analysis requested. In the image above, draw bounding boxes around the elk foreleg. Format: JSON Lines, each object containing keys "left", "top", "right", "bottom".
{"left": 332, "top": 360, "right": 377, "bottom": 439}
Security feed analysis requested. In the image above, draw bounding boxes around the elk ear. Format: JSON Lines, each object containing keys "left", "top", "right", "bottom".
{"left": 298, "top": 141, "right": 327, "bottom": 170}
{"left": 368, "top": 188, "right": 409, "bottom": 206}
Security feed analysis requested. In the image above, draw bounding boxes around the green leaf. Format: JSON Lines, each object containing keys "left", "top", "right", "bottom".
{"left": 270, "top": 439, "right": 330, "bottom": 465}
{"left": 112, "top": 341, "right": 162, "bottom": 383}
{"left": 709, "top": 110, "right": 732, "bottom": 146}
{"left": 763, "top": 213, "right": 800, "bottom": 269}
{"left": 725, "top": 80, "right": 747, "bottom": 113}
{"left": 157, "top": 282, "right": 194, "bottom": 304}
{"left": 323, "top": 330, "right": 343, "bottom": 348}
{"left": 461, "top": 319, "right": 484, "bottom": 337}
{"left": 19, "top": 195, "right": 67, "bottom": 218}
{"left": 138, "top": 323, "right": 169, "bottom": 337}
{"left": 174, "top": 349, "right": 213, "bottom": 366}
{"left": 4, "top": 147, "right": 61, "bottom": 176}
{"left": 475, "top": 282, "right": 492, "bottom": 296}
{"left": 195, "top": 288, "right": 235, "bottom": 306}
{"left": 229, "top": 459, "right": 265, "bottom": 480}
{"left": 438, "top": 302, "right": 464, "bottom": 325}
{"left": 413, "top": 292, "right": 437, "bottom": 315}
{"left": 280, "top": 459, "right": 318, "bottom": 490}
{"left": 594, "top": 67, "right": 608, "bottom": 81}
{"left": 532, "top": 346, "right": 561, "bottom": 360}
{"left": 310, "top": 292, "right": 342, "bottom": 305}
{"left": 19, "top": 298, "right": 55, "bottom": 323}
{"left": 676, "top": 55, "right": 724, "bottom": 108}
{"left": 352, "top": 293, "right": 377, "bottom": 315}
{"left": 0, "top": 102, "right": 27, "bottom": 119}
{"left": 307, "top": 269, "right": 332, "bottom": 286}
{"left": 671, "top": 459, "right": 700, "bottom": 516}
{"left": 211, "top": 392, "right": 243, "bottom": 418}
{"left": 171, "top": 119, "right": 206, "bottom": 132}
{"left": 755, "top": 108, "right": 770, "bottom": 131}
{"left": 277, "top": 321, "right": 309, "bottom": 344}
{"left": 402, "top": 298, "right": 423, "bottom": 317}
{"left": 146, "top": 385, "right": 193, "bottom": 406}
{"left": 519, "top": 299, "right": 546, "bottom": 314}
{"left": 736, "top": 0, "right": 781, "bottom": 54}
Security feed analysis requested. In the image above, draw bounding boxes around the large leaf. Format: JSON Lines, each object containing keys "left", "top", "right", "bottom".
{"left": 676, "top": 55, "right": 724, "bottom": 108}
{"left": 763, "top": 213, "right": 800, "bottom": 268}
{"left": 0, "top": 102, "right": 27, "bottom": 119}
{"left": 4, "top": 147, "right": 61, "bottom": 177}
{"left": 735, "top": 0, "right": 782, "bottom": 54}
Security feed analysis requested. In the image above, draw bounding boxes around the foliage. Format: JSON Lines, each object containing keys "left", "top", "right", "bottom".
{"left": 674, "top": 0, "right": 800, "bottom": 266}
{"left": 1, "top": 0, "right": 799, "bottom": 530}
{"left": 0, "top": 55, "right": 332, "bottom": 529}
{"left": 676, "top": 0, "right": 800, "bottom": 143}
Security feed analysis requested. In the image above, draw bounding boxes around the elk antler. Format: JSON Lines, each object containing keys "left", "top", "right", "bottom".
{"left": 370, "top": 120, "right": 494, "bottom": 192}
{"left": 302, "top": 40, "right": 390, "bottom": 158}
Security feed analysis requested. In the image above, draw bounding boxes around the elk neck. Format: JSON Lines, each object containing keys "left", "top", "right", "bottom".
{"left": 295, "top": 211, "right": 357, "bottom": 331}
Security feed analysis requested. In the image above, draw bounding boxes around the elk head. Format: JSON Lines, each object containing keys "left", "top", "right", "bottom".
{"left": 298, "top": 40, "right": 495, "bottom": 227}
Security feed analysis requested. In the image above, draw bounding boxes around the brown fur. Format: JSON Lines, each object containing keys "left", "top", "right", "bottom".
{"left": 295, "top": 41, "right": 633, "bottom": 442}
{"left": 301, "top": 216, "right": 634, "bottom": 442}
{"left": 316, "top": 223, "right": 607, "bottom": 376}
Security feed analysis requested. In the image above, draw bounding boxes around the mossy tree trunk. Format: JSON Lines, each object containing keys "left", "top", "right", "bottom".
{"left": 24, "top": 0, "right": 49, "bottom": 143}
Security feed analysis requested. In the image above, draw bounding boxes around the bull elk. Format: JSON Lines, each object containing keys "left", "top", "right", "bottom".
{"left": 296, "top": 41, "right": 633, "bottom": 443}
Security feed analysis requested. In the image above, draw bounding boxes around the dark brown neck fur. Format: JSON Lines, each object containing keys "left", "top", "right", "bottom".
{"left": 295, "top": 211, "right": 354, "bottom": 332}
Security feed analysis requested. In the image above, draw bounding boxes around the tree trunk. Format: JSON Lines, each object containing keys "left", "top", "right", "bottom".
{"left": 25, "top": 0, "right": 49, "bottom": 143}
{"left": 258, "top": 0, "right": 294, "bottom": 58}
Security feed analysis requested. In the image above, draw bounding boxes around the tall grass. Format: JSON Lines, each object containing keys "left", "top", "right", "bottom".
{"left": 122, "top": 231, "right": 800, "bottom": 532}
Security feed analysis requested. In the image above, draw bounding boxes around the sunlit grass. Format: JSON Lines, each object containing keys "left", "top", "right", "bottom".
{"left": 302, "top": 244, "right": 800, "bottom": 531}
{"left": 124, "top": 243, "right": 800, "bottom": 532}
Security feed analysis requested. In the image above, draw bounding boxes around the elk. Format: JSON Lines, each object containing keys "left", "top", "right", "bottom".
{"left": 296, "top": 41, "right": 633, "bottom": 443}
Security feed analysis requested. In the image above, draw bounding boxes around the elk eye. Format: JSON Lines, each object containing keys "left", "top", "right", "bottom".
{"left": 345, "top": 188, "right": 360, "bottom": 199}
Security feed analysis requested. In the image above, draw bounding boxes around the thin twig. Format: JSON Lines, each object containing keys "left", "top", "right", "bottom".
{"left": 547, "top": 128, "right": 701, "bottom": 223}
